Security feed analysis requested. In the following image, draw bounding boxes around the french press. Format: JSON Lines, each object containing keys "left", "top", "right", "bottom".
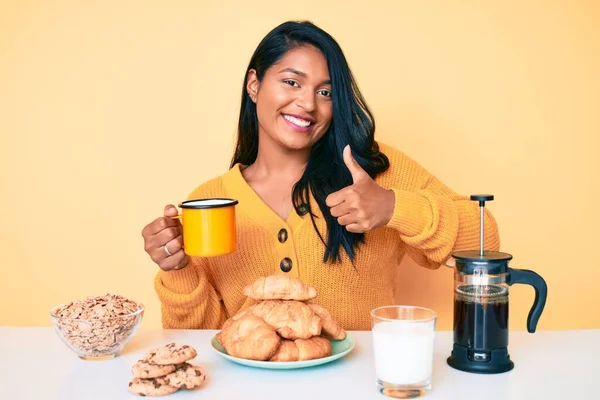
{"left": 447, "top": 195, "right": 548, "bottom": 374}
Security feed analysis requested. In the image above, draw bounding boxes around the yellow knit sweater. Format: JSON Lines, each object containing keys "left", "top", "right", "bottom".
{"left": 154, "top": 143, "right": 500, "bottom": 330}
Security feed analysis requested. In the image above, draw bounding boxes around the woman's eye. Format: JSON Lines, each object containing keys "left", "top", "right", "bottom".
{"left": 318, "top": 89, "right": 331, "bottom": 97}
{"left": 284, "top": 80, "right": 299, "bottom": 87}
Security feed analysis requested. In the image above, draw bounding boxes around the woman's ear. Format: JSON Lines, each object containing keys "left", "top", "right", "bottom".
{"left": 246, "top": 69, "right": 259, "bottom": 103}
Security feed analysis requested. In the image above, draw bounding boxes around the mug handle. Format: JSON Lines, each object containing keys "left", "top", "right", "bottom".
{"left": 507, "top": 268, "right": 548, "bottom": 333}
{"left": 170, "top": 204, "right": 182, "bottom": 221}
{"left": 167, "top": 203, "right": 183, "bottom": 222}
{"left": 168, "top": 214, "right": 184, "bottom": 252}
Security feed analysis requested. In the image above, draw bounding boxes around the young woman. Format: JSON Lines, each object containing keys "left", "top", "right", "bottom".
{"left": 141, "top": 21, "right": 499, "bottom": 330}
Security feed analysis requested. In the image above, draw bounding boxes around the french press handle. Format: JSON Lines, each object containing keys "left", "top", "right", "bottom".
{"left": 507, "top": 268, "right": 548, "bottom": 333}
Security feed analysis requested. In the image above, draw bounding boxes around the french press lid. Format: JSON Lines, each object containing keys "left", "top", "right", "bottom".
{"left": 452, "top": 195, "right": 512, "bottom": 275}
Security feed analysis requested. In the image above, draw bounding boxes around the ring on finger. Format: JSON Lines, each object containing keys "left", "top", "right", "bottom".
{"left": 163, "top": 244, "right": 173, "bottom": 257}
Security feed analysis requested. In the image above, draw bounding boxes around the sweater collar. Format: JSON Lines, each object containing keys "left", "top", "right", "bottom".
{"left": 222, "top": 163, "right": 313, "bottom": 236}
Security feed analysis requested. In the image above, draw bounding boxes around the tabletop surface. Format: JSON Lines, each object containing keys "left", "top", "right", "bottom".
{"left": 0, "top": 326, "right": 597, "bottom": 400}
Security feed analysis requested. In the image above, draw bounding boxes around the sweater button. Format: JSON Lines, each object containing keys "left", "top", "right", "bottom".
{"left": 280, "top": 258, "right": 292, "bottom": 272}
{"left": 278, "top": 228, "right": 288, "bottom": 243}
{"left": 297, "top": 203, "right": 309, "bottom": 216}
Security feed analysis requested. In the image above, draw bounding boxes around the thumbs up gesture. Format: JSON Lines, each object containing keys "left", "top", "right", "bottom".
{"left": 325, "top": 145, "right": 396, "bottom": 233}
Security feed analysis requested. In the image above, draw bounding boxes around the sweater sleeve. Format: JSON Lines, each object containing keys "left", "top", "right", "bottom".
{"left": 381, "top": 146, "right": 500, "bottom": 270}
{"left": 154, "top": 256, "right": 227, "bottom": 329}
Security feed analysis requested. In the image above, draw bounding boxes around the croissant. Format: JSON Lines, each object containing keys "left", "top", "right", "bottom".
{"left": 260, "top": 300, "right": 321, "bottom": 340}
{"left": 216, "top": 299, "right": 263, "bottom": 336}
{"left": 270, "top": 337, "right": 331, "bottom": 362}
{"left": 244, "top": 300, "right": 279, "bottom": 320}
{"left": 230, "top": 302, "right": 260, "bottom": 321}
{"left": 296, "top": 337, "right": 331, "bottom": 360}
{"left": 227, "top": 300, "right": 320, "bottom": 340}
{"left": 215, "top": 302, "right": 265, "bottom": 347}
{"left": 216, "top": 318, "right": 233, "bottom": 344}
{"left": 217, "top": 315, "right": 281, "bottom": 361}
{"left": 269, "top": 340, "right": 299, "bottom": 362}
{"left": 307, "top": 302, "right": 346, "bottom": 340}
{"left": 243, "top": 275, "right": 317, "bottom": 301}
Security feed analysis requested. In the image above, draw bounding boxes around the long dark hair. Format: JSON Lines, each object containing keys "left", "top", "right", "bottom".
{"left": 230, "top": 21, "right": 390, "bottom": 263}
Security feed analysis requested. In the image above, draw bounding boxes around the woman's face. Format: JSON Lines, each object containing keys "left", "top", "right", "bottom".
{"left": 247, "top": 45, "right": 333, "bottom": 153}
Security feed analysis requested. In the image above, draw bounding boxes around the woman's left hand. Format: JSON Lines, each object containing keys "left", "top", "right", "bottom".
{"left": 326, "top": 145, "right": 396, "bottom": 233}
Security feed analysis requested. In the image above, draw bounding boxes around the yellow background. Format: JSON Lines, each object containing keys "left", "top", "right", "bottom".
{"left": 1, "top": 1, "right": 598, "bottom": 331}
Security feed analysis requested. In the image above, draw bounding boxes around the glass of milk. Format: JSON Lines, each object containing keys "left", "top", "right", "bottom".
{"left": 371, "top": 305, "right": 437, "bottom": 398}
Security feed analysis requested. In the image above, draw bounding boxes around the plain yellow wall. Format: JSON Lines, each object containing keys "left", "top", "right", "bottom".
{"left": 1, "top": 1, "right": 598, "bottom": 331}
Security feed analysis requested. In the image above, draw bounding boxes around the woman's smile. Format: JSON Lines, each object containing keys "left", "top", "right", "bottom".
{"left": 282, "top": 113, "right": 314, "bottom": 133}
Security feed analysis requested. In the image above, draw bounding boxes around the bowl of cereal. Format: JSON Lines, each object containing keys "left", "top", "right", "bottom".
{"left": 50, "top": 293, "right": 144, "bottom": 360}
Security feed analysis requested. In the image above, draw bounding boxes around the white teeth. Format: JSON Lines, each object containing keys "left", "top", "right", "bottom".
{"left": 284, "top": 114, "right": 311, "bottom": 127}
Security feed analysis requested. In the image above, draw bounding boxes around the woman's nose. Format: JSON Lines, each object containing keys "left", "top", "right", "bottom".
{"left": 296, "top": 89, "right": 316, "bottom": 112}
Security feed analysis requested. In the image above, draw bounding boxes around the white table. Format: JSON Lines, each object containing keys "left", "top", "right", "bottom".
{"left": 0, "top": 327, "right": 597, "bottom": 399}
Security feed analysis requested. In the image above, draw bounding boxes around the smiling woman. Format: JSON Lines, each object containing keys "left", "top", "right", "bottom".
{"left": 140, "top": 20, "right": 500, "bottom": 331}
{"left": 231, "top": 22, "right": 393, "bottom": 260}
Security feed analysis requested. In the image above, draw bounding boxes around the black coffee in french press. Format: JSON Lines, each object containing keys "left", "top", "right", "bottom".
{"left": 447, "top": 195, "right": 548, "bottom": 374}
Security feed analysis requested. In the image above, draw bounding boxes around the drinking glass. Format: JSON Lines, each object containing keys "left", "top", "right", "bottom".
{"left": 371, "top": 305, "right": 437, "bottom": 398}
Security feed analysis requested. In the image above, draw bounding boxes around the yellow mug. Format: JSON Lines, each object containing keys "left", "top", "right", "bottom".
{"left": 174, "top": 198, "right": 238, "bottom": 257}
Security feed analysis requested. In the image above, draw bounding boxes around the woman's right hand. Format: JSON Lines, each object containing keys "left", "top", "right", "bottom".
{"left": 142, "top": 204, "right": 189, "bottom": 271}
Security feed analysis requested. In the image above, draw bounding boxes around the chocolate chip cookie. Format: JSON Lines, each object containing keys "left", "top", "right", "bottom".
{"left": 163, "top": 362, "right": 206, "bottom": 389}
{"left": 128, "top": 377, "right": 179, "bottom": 397}
{"left": 144, "top": 343, "right": 197, "bottom": 365}
{"left": 131, "top": 359, "right": 177, "bottom": 379}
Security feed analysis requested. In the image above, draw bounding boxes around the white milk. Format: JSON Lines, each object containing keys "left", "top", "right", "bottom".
{"left": 372, "top": 321, "right": 435, "bottom": 385}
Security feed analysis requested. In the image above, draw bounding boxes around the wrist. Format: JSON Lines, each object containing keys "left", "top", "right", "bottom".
{"left": 382, "top": 188, "right": 396, "bottom": 226}
{"left": 384, "top": 188, "right": 429, "bottom": 236}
